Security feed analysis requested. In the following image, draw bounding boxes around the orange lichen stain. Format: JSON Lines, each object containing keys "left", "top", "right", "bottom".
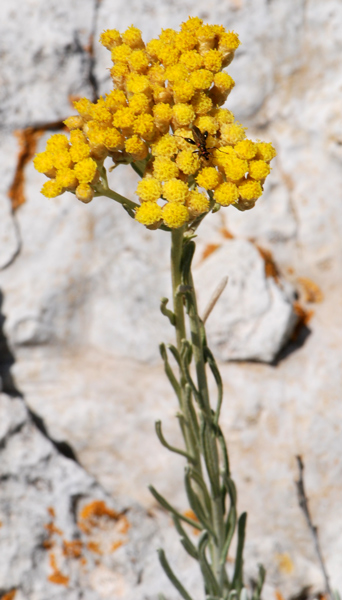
{"left": 47, "top": 553, "right": 69, "bottom": 586}
{"left": 276, "top": 552, "right": 294, "bottom": 574}
{"left": 80, "top": 557, "right": 87, "bottom": 566}
{"left": 111, "top": 540, "right": 124, "bottom": 552}
{"left": 0, "top": 521, "right": 2, "bottom": 528}
{"left": 47, "top": 506, "right": 56, "bottom": 519}
{"left": 220, "top": 227, "right": 234, "bottom": 239}
{"left": 297, "top": 277, "right": 323, "bottom": 303}
{"left": 79, "top": 500, "right": 119, "bottom": 524}
{"left": 274, "top": 590, "right": 285, "bottom": 600}
{"left": 117, "top": 515, "right": 131, "bottom": 535}
{"left": 202, "top": 243, "right": 221, "bottom": 261}
{"left": 42, "top": 539, "right": 54, "bottom": 550}
{"left": 0, "top": 591, "right": 16, "bottom": 600}
{"left": 44, "top": 522, "right": 63, "bottom": 536}
{"left": 87, "top": 541, "right": 102, "bottom": 555}
{"left": 256, "top": 246, "right": 279, "bottom": 281}
{"left": 62, "top": 540, "right": 83, "bottom": 559}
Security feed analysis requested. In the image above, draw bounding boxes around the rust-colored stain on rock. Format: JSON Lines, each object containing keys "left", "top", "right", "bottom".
{"left": 48, "top": 553, "right": 70, "bottom": 586}
{"left": 9, "top": 121, "right": 66, "bottom": 211}
{"left": 256, "top": 245, "right": 280, "bottom": 281}
{"left": 201, "top": 243, "right": 221, "bottom": 261}
{"left": 297, "top": 277, "right": 324, "bottom": 303}
{"left": 0, "top": 591, "right": 16, "bottom": 600}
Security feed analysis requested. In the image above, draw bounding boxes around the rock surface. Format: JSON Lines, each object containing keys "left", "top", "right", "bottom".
{"left": 0, "top": 0, "right": 342, "bottom": 599}
{"left": 0, "top": 392, "right": 204, "bottom": 600}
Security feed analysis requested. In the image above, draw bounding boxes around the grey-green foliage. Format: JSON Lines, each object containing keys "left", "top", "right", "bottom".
{"left": 152, "top": 235, "right": 266, "bottom": 600}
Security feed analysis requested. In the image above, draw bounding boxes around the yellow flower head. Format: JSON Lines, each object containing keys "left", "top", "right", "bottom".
{"left": 220, "top": 122, "right": 246, "bottom": 145}
{"left": 214, "top": 182, "right": 239, "bottom": 206}
{"left": 112, "top": 107, "right": 136, "bottom": 131}
{"left": 126, "top": 73, "right": 151, "bottom": 96}
{"left": 176, "top": 149, "right": 201, "bottom": 175}
{"left": 223, "top": 156, "right": 248, "bottom": 182}
{"left": 41, "top": 180, "right": 63, "bottom": 198}
{"left": 52, "top": 150, "right": 73, "bottom": 171}
{"left": 195, "top": 115, "right": 219, "bottom": 135}
{"left": 128, "top": 49, "right": 150, "bottom": 73}
{"left": 69, "top": 141, "right": 91, "bottom": 163}
{"left": 46, "top": 134, "right": 69, "bottom": 152}
{"left": 234, "top": 139, "right": 257, "bottom": 160}
{"left": 152, "top": 134, "right": 178, "bottom": 158}
{"left": 111, "top": 43, "right": 132, "bottom": 64}
{"left": 129, "top": 93, "right": 150, "bottom": 115}
{"left": 125, "top": 135, "right": 148, "bottom": 159}
{"left": 255, "top": 142, "right": 277, "bottom": 162}
{"left": 248, "top": 160, "right": 271, "bottom": 181}
{"left": 74, "top": 158, "right": 98, "bottom": 184}
{"left": 172, "top": 103, "right": 195, "bottom": 128}
{"left": 186, "top": 190, "right": 210, "bottom": 217}
{"left": 133, "top": 113, "right": 155, "bottom": 140}
{"left": 203, "top": 49, "right": 223, "bottom": 73}
{"left": 189, "top": 69, "right": 214, "bottom": 90}
{"left": 173, "top": 81, "right": 195, "bottom": 104}
{"left": 99, "top": 29, "right": 122, "bottom": 50}
{"left": 181, "top": 16, "right": 203, "bottom": 33}
{"left": 191, "top": 91, "right": 213, "bottom": 116}
{"left": 64, "top": 116, "right": 84, "bottom": 130}
{"left": 153, "top": 103, "right": 173, "bottom": 131}
{"left": 211, "top": 108, "right": 234, "bottom": 126}
{"left": 122, "top": 25, "right": 144, "bottom": 49}
{"left": 33, "top": 152, "right": 55, "bottom": 176}
{"left": 165, "top": 63, "right": 189, "bottom": 84}
{"left": 162, "top": 179, "right": 189, "bottom": 203}
{"left": 135, "top": 201, "right": 163, "bottom": 226}
{"left": 136, "top": 177, "right": 162, "bottom": 202}
{"left": 153, "top": 157, "right": 179, "bottom": 181}
{"left": 196, "top": 167, "right": 221, "bottom": 190}
{"left": 238, "top": 178, "right": 263, "bottom": 201}
{"left": 76, "top": 183, "right": 94, "bottom": 203}
{"left": 179, "top": 50, "right": 204, "bottom": 71}
{"left": 175, "top": 30, "right": 198, "bottom": 53}
{"left": 162, "top": 202, "right": 189, "bottom": 229}
{"left": 56, "top": 168, "right": 78, "bottom": 189}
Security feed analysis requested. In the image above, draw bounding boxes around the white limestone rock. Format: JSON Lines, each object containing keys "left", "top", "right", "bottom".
{"left": 194, "top": 240, "right": 297, "bottom": 362}
{"left": 0, "top": 392, "right": 204, "bottom": 600}
{"left": 0, "top": 133, "right": 21, "bottom": 270}
{"left": 0, "top": 0, "right": 95, "bottom": 129}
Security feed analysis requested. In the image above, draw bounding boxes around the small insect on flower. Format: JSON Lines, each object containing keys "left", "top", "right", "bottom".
{"left": 177, "top": 125, "right": 230, "bottom": 161}
{"left": 180, "top": 125, "right": 212, "bottom": 161}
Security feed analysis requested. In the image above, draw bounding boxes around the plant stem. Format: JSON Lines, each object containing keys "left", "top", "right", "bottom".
{"left": 170, "top": 228, "right": 202, "bottom": 474}
{"left": 96, "top": 186, "right": 139, "bottom": 211}
{"left": 187, "top": 270, "right": 225, "bottom": 585}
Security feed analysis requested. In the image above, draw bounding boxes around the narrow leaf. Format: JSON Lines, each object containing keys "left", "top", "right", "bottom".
{"left": 155, "top": 421, "right": 195, "bottom": 463}
{"left": 149, "top": 485, "right": 202, "bottom": 530}
{"left": 232, "top": 512, "right": 247, "bottom": 592}
{"left": 157, "top": 548, "right": 195, "bottom": 600}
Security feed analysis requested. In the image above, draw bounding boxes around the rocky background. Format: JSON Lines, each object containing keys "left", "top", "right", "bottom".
{"left": 1, "top": 0, "right": 342, "bottom": 598}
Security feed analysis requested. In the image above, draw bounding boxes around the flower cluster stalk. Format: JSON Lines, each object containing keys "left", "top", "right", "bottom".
{"left": 150, "top": 226, "right": 265, "bottom": 600}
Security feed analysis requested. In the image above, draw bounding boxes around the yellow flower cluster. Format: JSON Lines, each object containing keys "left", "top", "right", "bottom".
{"left": 34, "top": 18, "right": 276, "bottom": 227}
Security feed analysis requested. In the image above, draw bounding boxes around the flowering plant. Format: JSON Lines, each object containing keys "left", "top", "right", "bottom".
{"left": 34, "top": 16, "right": 276, "bottom": 600}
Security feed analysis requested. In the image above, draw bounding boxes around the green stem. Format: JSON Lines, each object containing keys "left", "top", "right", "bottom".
{"left": 170, "top": 228, "right": 202, "bottom": 476}
{"left": 95, "top": 186, "right": 139, "bottom": 211}
{"left": 187, "top": 270, "right": 225, "bottom": 585}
